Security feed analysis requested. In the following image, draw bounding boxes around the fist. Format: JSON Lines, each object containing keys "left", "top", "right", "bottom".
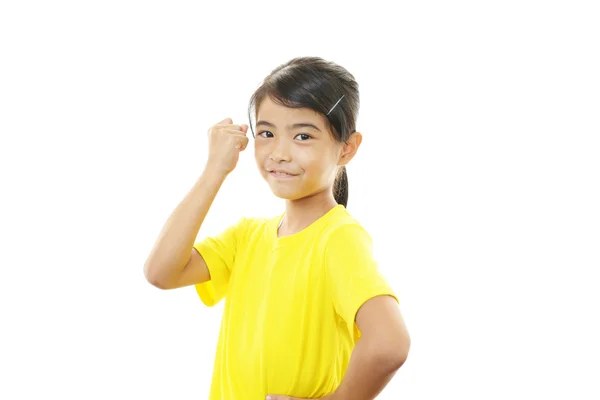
{"left": 206, "top": 117, "right": 249, "bottom": 175}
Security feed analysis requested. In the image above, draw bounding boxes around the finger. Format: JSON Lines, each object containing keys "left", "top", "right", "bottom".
{"left": 240, "top": 124, "right": 249, "bottom": 134}
{"left": 226, "top": 132, "right": 248, "bottom": 141}
{"left": 236, "top": 135, "right": 249, "bottom": 150}
{"left": 222, "top": 128, "right": 248, "bottom": 136}
{"left": 219, "top": 124, "right": 244, "bottom": 132}
{"left": 218, "top": 117, "right": 232, "bottom": 125}
{"left": 225, "top": 132, "right": 247, "bottom": 149}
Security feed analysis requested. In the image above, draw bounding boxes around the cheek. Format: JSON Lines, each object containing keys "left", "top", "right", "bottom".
{"left": 254, "top": 142, "right": 266, "bottom": 161}
{"left": 254, "top": 146, "right": 265, "bottom": 170}
{"left": 299, "top": 153, "right": 334, "bottom": 179}
{"left": 297, "top": 147, "right": 322, "bottom": 166}
{"left": 254, "top": 144, "right": 273, "bottom": 179}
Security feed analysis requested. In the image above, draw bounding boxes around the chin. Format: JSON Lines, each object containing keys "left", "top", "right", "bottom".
{"left": 269, "top": 186, "right": 304, "bottom": 200}
{"left": 268, "top": 183, "right": 327, "bottom": 202}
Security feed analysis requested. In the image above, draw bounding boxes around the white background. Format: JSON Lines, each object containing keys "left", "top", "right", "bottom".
{"left": 1, "top": 1, "right": 599, "bottom": 399}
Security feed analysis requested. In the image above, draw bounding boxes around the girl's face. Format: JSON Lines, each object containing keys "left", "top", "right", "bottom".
{"left": 254, "top": 96, "right": 344, "bottom": 201}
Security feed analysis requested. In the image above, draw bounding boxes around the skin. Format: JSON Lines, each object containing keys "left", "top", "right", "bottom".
{"left": 255, "top": 97, "right": 411, "bottom": 400}
{"left": 254, "top": 96, "right": 362, "bottom": 237}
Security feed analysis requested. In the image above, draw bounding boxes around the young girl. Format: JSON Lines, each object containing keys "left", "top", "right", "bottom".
{"left": 144, "top": 56, "right": 411, "bottom": 400}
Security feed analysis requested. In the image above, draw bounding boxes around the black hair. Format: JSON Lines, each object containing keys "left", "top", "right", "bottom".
{"left": 247, "top": 56, "right": 360, "bottom": 208}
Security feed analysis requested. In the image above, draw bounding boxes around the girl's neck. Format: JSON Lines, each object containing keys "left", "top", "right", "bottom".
{"left": 279, "top": 190, "right": 338, "bottom": 236}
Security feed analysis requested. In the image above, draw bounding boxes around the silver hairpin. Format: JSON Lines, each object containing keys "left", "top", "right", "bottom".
{"left": 326, "top": 95, "right": 345, "bottom": 115}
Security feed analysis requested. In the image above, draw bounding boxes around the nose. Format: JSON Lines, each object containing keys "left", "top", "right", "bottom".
{"left": 269, "top": 137, "right": 292, "bottom": 163}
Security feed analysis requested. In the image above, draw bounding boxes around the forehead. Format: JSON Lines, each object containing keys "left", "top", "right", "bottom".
{"left": 256, "top": 96, "right": 326, "bottom": 126}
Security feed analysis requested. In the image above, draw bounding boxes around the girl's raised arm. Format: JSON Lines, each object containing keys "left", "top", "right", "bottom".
{"left": 143, "top": 118, "right": 248, "bottom": 289}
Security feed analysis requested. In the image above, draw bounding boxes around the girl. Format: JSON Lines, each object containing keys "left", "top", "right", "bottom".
{"left": 144, "top": 56, "right": 411, "bottom": 400}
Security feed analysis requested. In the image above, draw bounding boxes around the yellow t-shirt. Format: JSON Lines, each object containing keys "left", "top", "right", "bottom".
{"left": 193, "top": 204, "right": 398, "bottom": 399}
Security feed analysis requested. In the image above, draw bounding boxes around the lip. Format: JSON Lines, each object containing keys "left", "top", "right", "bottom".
{"left": 268, "top": 170, "right": 298, "bottom": 179}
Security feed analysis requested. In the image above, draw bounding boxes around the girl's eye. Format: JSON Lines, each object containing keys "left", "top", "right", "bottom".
{"left": 258, "top": 131, "right": 274, "bottom": 138}
{"left": 295, "top": 133, "right": 311, "bottom": 141}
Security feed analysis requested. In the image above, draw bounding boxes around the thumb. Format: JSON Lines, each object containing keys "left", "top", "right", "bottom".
{"left": 219, "top": 117, "right": 232, "bottom": 125}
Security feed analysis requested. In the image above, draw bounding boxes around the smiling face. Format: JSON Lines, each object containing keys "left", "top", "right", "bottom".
{"left": 253, "top": 96, "right": 346, "bottom": 201}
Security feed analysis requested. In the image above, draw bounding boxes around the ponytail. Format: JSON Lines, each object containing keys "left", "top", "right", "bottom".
{"left": 333, "top": 166, "right": 348, "bottom": 207}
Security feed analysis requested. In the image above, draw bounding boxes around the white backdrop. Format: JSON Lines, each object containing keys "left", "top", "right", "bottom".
{"left": 1, "top": 1, "right": 599, "bottom": 399}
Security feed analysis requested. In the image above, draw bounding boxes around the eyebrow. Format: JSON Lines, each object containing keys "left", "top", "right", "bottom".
{"left": 256, "top": 120, "right": 322, "bottom": 132}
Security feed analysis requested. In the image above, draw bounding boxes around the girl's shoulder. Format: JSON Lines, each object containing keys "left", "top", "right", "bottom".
{"left": 317, "top": 207, "right": 373, "bottom": 245}
{"left": 229, "top": 214, "right": 278, "bottom": 241}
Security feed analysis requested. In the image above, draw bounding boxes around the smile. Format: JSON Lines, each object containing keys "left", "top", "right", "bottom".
{"left": 269, "top": 171, "right": 297, "bottom": 179}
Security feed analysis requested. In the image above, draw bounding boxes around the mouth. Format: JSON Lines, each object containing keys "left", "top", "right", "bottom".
{"left": 268, "top": 170, "right": 298, "bottom": 179}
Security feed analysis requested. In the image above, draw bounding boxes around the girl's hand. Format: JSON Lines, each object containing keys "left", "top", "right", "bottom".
{"left": 206, "top": 117, "right": 249, "bottom": 175}
{"left": 266, "top": 394, "right": 335, "bottom": 400}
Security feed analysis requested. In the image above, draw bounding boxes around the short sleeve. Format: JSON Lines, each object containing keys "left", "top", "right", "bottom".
{"left": 193, "top": 217, "right": 247, "bottom": 307}
{"left": 325, "top": 224, "right": 399, "bottom": 340}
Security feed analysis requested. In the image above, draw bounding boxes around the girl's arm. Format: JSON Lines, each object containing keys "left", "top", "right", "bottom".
{"left": 330, "top": 295, "right": 410, "bottom": 399}
{"left": 268, "top": 295, "right": 410, "bottom": 400}
{"left": 143, "top": 166, "right": 227, "bottom": 289}
{"left": 143, "top": 118, "right": 249, "bottom": 289}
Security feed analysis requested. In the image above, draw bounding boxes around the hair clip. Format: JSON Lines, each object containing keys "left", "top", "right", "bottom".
{"left": 326, "top": 95, "right": 345, "bottom": 115}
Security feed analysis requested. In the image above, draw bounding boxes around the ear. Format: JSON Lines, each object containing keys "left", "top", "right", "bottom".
{"left": 338, "top": 131, "right": 363, "bottom": 166}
